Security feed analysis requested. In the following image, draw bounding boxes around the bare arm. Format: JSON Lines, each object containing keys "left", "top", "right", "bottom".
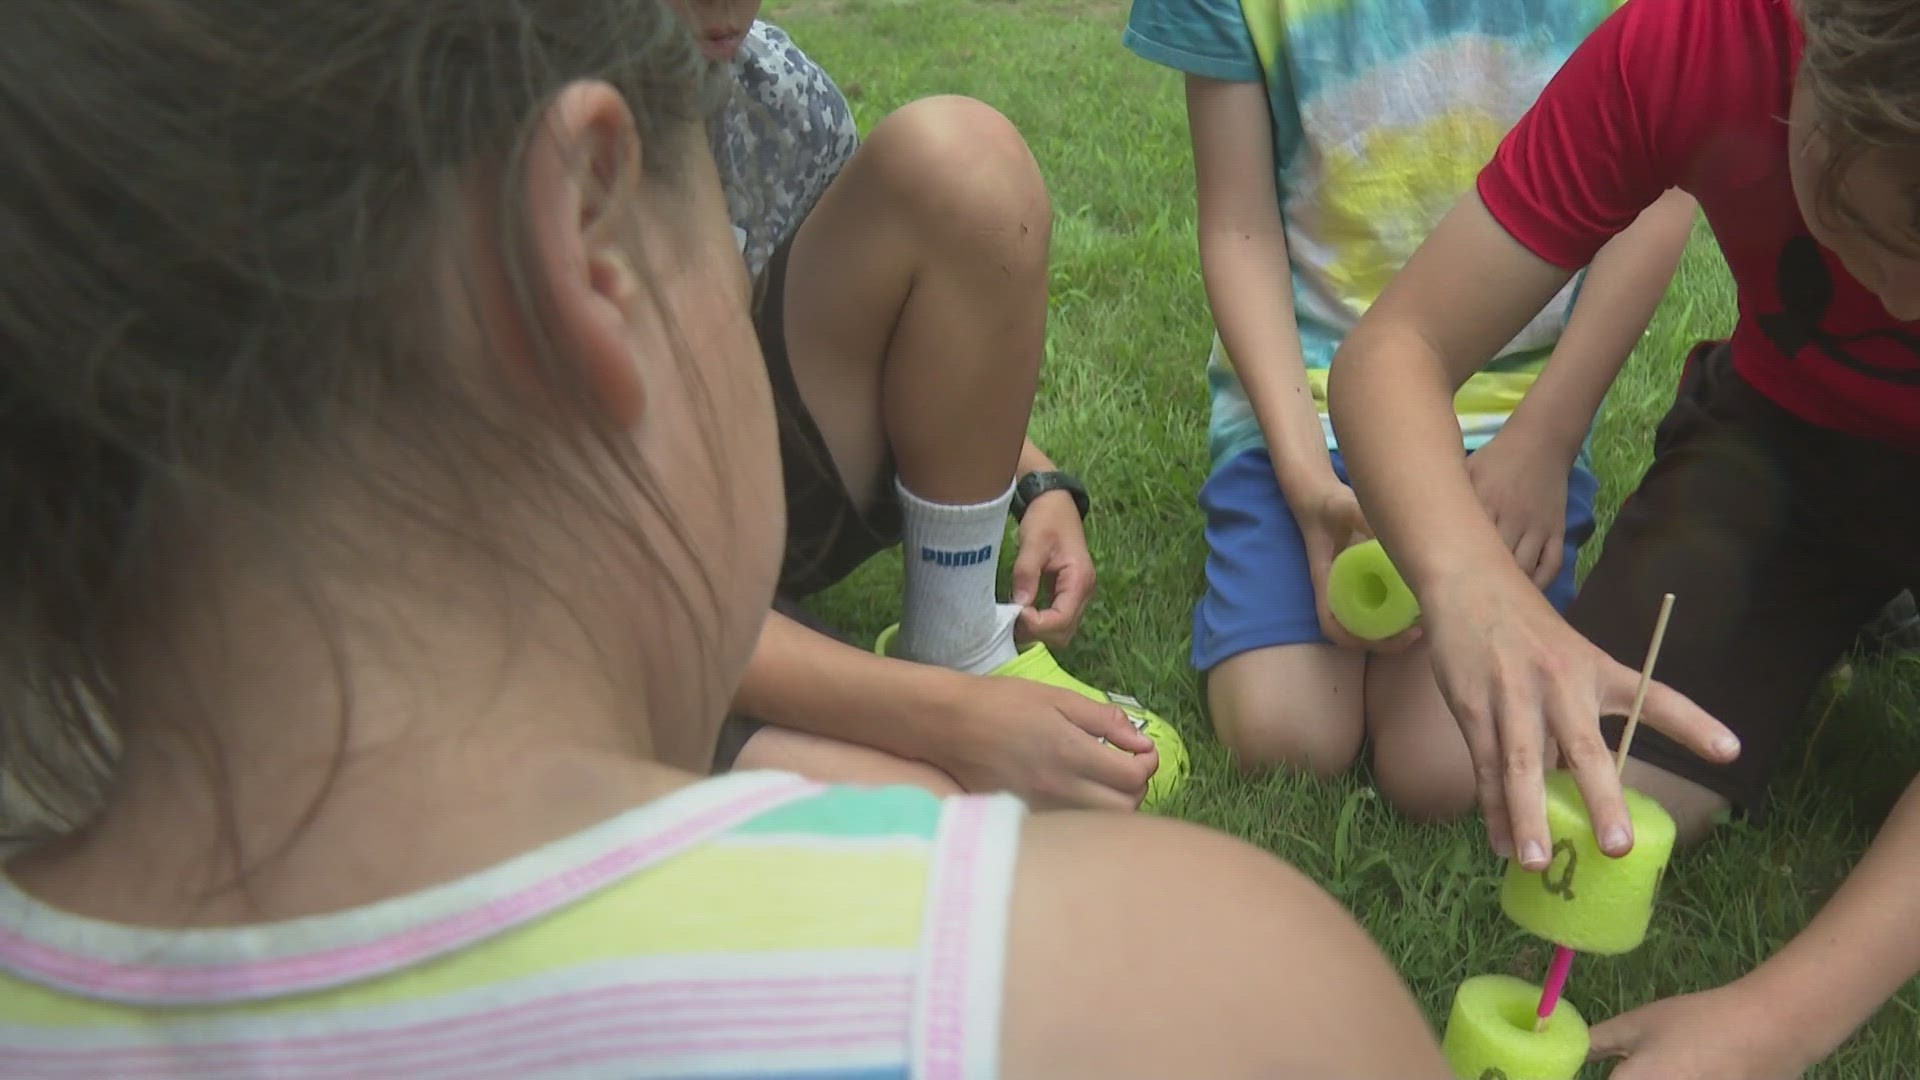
{"left": 1187, "top": 75, "right": 1333, "bottom": 498}
{"left": 1499, "top": 188, "right": 1699, "bottom": 458}
{"left": 1185, "top": 74, "right": 1384, "bottom": 647}
{"left": 1326, "top": 191, "right": 1735, "bottom": 867}
{"left": 734, "top": 609, "right": 968, "bottom": 766}
{"left": 1592, "top": 772, "right": 1920, "bottom": 1076}
{"left": 736, "top": 581, "right": 1156, "bottom": 810}
{"left": 1743, "top": 774, "right": 1920, "bottom": 1057}
{"left": 1327, "top": 192, "right": 1574, "bottom": 599}
{"left": 1017, "top": 438, "right": 1055, "bottom": 477}
{"left": 1001, "top": 812, "right": 1452, "bottom": 1078}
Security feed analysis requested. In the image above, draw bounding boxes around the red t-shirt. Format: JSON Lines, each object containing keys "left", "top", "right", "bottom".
{"left": 1477, "top": 0, "right": 1920, "bottom": 449}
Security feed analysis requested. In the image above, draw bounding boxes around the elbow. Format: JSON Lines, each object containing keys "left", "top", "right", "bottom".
{"left": 1641, "top": 187, "right": 1702, "bottom": 253}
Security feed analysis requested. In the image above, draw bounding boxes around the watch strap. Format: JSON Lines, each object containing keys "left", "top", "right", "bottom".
{"left": 1012, "top": 470, "right": 1089, "bottom": 523}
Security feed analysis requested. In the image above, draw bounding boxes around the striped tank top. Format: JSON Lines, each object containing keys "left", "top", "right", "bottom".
{"left": 0, "top": 771, "right": 1027, "bottom": 1079}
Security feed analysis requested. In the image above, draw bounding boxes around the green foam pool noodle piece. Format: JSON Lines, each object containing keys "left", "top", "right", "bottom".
{"left": 1327, "top": 538, "right": 1420, "bottom": 640}
{"left": 1441, "top": 974, "right": 1589, "bottom": 1080}
{"left": 1499, "top": 770, "right": 1678, "bottom": 955}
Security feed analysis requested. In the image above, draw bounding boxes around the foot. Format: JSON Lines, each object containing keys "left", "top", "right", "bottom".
{"left": 876, "top": 624, "right": 1190, "bottom": 810}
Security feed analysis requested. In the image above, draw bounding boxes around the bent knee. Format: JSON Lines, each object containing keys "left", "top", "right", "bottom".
{"left": 1209, "top": 698, "right": 1362, "bottom": 778}
{"left": 1667, "top": 799, "right": 1727, "bottom": 849}
{"left": 859, "top": 96, "right": 1049, "bottom": 237}
{"left": 1206, "top": 646, "right": 1364, "bottom": 777}
{"left": 1376, "top": 771, "right": 1477, "bottom": 824}
{"left": 1621, "top": 758, "right": 1729, "bottom": 849}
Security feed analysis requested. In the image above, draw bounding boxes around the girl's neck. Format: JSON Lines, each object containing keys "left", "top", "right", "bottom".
{"left": 5, "top": 533, "right": 713, "bottom": 928}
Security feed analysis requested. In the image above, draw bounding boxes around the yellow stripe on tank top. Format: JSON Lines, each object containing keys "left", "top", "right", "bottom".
{"left": 0, "top": 843, "right": 930, "bottom": 1028}
{"left": 1305, "top": 366, "right": 1541, "bottom": 420}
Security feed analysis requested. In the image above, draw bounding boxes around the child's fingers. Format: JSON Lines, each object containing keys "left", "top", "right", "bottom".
{"left": 1067, "top": 696, "right": 1154, "bottom": 754}
{"left": 1015, "top": 606, "right": 1069, "bottom": 649}
{"left": 1364, "top": 623, "right": 1424, "bottom": 654}
{"left": 1495, "top": 681, "right": 1556, "bottom": 871}
{"left": 1632, "top": 677, "right": 1742, "bottom": 766}
{"left": 1552, "top": 672, "right": 1634, "bottom": 856}
{"left": 1511, "top": 530, "right": 1546, "bottom": 585}
{"left": 1009, "top": 542, "right": 1048, "bottom": 608}
{"left": 1585, "top": 1012, "right": 1642, "bottom": 1061}
{"left": 1531, "top": 527, "right": 1566, "bottom": 591}
{"left": 1448, "top": 684, "right": 1516, "bottom": 860}
{"left": 1317, "top": 606, "right": 1373, "bottom": 650}
{"left": 1046, "top": 559, "right": 1096, "bottom": 624}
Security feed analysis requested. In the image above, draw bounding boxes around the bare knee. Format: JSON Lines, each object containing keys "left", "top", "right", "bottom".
{"left": 1371, "top": 725, "right": 1477, "bottom": 823}
{"left": 733, "top": 726, "right": 964, "bottom": 797}
{"left": 1376, "top": 769, "right": 1477, "bottom": 824}
{"left": 858, "top": 96, "right": 1051, "bottom": 256}
{"left": 1206, "top": 649, "right": 1364, "bottom": 777}
{"left": 1619, "top": 759, "right": 1729, "bottom": 848}
{"left": 1365, "top": 654, "right": 1477, "bottom": 823}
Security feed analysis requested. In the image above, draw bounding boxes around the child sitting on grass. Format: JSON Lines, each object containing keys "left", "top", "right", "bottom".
{"left": 0, "top": 2, "right": 1453, "bottom": 1076}
{"left": 677, "top": 0, "right": 1191, "bottom": 813}
{"left": 1329, "top": 0, "right": 1920, "bottom": 1072}
{"left": 1122, "top": 0, "right": 1698, "bottom": 816}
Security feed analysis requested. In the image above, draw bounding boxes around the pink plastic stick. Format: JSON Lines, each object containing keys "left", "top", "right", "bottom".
{"left": 1534, "top": 946, "right": 1576, "bottom": 1029}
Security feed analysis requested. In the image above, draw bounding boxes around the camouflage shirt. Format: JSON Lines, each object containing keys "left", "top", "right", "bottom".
{"left": 712, "top": 21, "right": 860, "bottom": 284}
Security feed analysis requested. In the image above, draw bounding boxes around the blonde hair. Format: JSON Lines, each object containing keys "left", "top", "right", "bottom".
{"left": 1795, "top": 0, "right": 1920, "bottom": 241}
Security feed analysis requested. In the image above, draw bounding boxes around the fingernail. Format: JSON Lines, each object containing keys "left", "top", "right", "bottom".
{"left": 1522, "top": 840, "right": 1548, "bottom": 868}
{"left": 1714, "top": 734, "right": 1741, "bottom": 758}
{"left": 1492, "top": 836, "right": 1514, "bottom": 859}
{"left": 1603, "top": 825, "right": 1632, "bottom": 854}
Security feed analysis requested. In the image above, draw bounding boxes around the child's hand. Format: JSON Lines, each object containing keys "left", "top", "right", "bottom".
{"left": 1423, "top": 569, "right": 1735, "bottom": 865}
{"left": 1589, "top": 982, "right": 1827, "bottom": 1080}
{"left": 936, "top": 677, "right": 1156, "bottom": 811}
{"left": 1298, "top": 483, "right": 1420, "bottom": 652}
{"left": 1012, "top": 489, "right": 1095, "bottom": 651}
{"left": 1466, "top": 430, "right": 1569, "bottom": 590}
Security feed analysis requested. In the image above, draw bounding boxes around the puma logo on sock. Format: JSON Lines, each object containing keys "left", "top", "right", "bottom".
{"left": 920, "top": 544, "right": 994, "bottom": 568}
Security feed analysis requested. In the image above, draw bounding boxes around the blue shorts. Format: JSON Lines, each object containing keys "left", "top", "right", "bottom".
{"left": 1191, "top": 447, "right": 1600, "bottom": 672}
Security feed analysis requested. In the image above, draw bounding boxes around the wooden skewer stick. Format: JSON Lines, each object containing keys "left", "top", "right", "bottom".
{"left": 1533, "top": 592, "right": 1677, "bottom": 1033}
{"left": 1613, "top": 592, "right": 1677, "bottom": 773}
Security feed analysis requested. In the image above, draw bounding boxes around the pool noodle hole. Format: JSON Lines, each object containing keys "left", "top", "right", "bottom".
{"left": 1355, "top": 573, "right": 1389, "bottom": 610}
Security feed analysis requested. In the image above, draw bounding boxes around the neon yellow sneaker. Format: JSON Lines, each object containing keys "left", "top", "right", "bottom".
{"left": 875, "top": 624, "right": 1190, "bottom": 811}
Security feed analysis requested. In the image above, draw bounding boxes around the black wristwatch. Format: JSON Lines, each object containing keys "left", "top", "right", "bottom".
{"left": 1011, "top": 470, "right": 1089, "bottom": 523}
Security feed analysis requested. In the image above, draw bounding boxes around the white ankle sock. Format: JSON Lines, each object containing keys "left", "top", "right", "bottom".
{"left": 894, "top": 478, "right": 1022, "bottom": 675}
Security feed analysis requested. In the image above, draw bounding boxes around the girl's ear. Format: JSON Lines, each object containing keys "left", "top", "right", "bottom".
{"left": 519, "top": 80, "right": 650, "bottom": 429}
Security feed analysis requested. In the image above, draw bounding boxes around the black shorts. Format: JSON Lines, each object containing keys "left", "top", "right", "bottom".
{"left": 759, "top": 229, "right": 903, "bottom": 601}
{"left": 1573, "top": 341, "right": 1920, "bottom": 821}
{"left": 713, "top": 230, "right": 904, "bottom": 772}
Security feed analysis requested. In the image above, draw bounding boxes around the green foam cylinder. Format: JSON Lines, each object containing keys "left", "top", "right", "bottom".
{"left": 1327, "top": 538, "right": 1420, "bottom": 640}
{"left": 1441, "top": 974, "right": 1589, "bottom": 1080}
{"left": 1499, "top": 770, "right": 1677, "bottom": 955}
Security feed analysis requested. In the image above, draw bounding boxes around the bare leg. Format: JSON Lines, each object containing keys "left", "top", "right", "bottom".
{"left": 1206, "top": 645, "right": 1365, "bottom": 776}
{"left": 1621, "top": 757, "right": 1729, "bottom": 848}
{"left": 779, "top": 94, "right": 1049, "bottom": 510}
{"left": 730, "top": 96, "right": 1056, "bottom": 782}
{"left": 1367, "top": 643, "right": 1477, "bottom": 822}
{"left": 733, "top": 727, "right": 963, "bottom": 795}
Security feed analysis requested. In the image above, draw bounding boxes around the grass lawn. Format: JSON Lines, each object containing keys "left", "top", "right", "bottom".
{"left": 768, "top": 0, "right": 1920, "bottom": 1073}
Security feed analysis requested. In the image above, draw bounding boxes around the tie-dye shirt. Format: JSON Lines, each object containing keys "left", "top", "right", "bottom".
{"left": 1125, "top": 0, "right": 1620, "bottom": 469}
{"left": 0, "top": 772, "right": 1024, "bottom": 1080}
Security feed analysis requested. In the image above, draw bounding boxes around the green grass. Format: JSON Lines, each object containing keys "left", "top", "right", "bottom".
{"left": 768, "top": 1, "right": 1920, "bottom": 1073}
